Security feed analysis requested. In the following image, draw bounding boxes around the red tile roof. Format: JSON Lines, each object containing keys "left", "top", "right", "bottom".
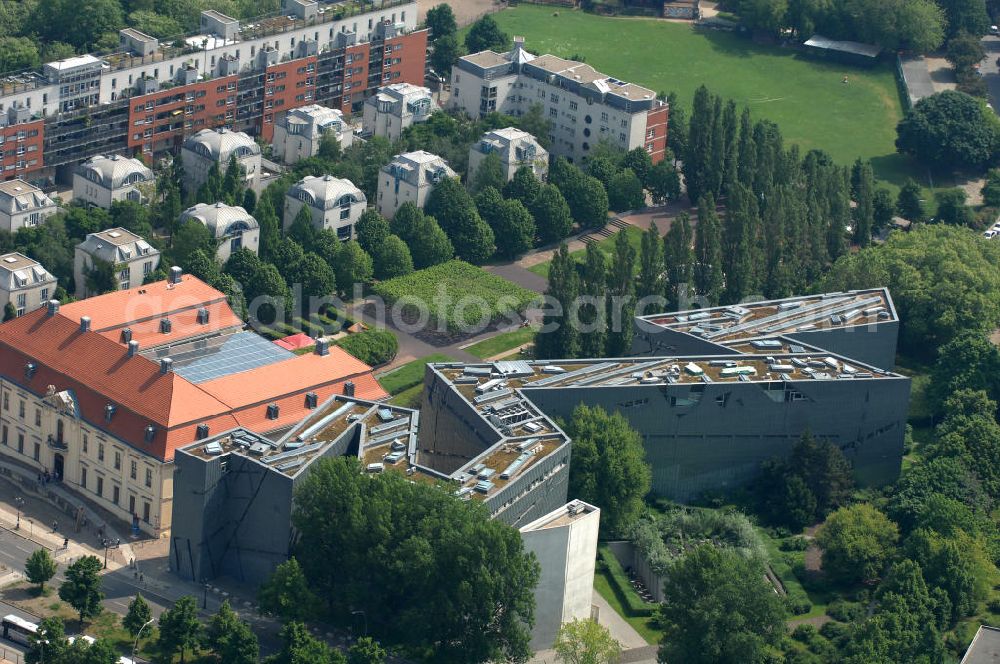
{"left": 273, "top": 333, "right": 315, "bottom": 351}
{"left": 59, "top": 275, "right": 243, "bottom": 348}
{"left": 0, "top": 292, "right": 386, "bottom": 461}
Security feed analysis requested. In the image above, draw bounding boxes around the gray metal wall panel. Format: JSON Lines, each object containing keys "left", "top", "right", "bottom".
{"left": 786, "top": 321, "right": 898, "bottom": 369}
{"left": 629, "top": 321, "right": 738, "bottom": 358}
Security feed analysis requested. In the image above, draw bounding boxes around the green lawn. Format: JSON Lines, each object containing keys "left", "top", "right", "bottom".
{"left": 756, "top": 528, "right": 834, "bottom": 620}
{"left": 529, "top": 226, "right": 645, "bottom": 278}
{"left": 464, "top": 326, "right": 537, "bottom": 359}
{"left": 475, "top": 6, "right": 922, "bottom": 189}
{"left": 593, "top": 563, "right": 661, "bottom": 645}
{"left": 377, "top": 353, "right": 454, "bottom": 395}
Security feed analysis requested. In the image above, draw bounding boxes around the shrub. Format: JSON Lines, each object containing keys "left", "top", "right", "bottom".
{"left": 826, "top": 599, "right": 864, "bottom": 623}
{"left": 780, "top": 536, "right": 811, "bottom": 552}
{"left": 337, "top": 329, "right": 399, "bottom": 366}
{"left": 597, "top": 548, "right": 657, "bottom": 617}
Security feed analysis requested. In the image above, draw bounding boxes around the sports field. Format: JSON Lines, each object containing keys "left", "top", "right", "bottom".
{"left": 471, "top": 6, "right": 918, "bottom": 187}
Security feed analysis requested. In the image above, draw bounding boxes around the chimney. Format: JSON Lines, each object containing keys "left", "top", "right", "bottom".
{"left": 343, "top": 381, "right": 355, "bottom": 397}
{"left": 197, "top": 308, "right": 210, "bottom": 324}
{"left": 160, "top": 318, "right": 172, "bottom": 334}
{"left": 79, "top": 316, "right": 91, "bottom": 332}
{"left": 196, "top": 423, "right": 210, "bottom": 439}
{"left": 128, "top": 340, "right": 140, "bottom": 357}
{"left": 315, "top": 339, "right": 329, "bottom": 356}
{"left": 46, "top": 300, "right": 59, "bottom": 316}
{"left": 160, "top": 357, "right": 173, "bottom": 374}
{"left": 169, "top": 266, "right": 183, "bottom": 284}
{"left": 121, "top": 327, "right": 132, "bottom": 343}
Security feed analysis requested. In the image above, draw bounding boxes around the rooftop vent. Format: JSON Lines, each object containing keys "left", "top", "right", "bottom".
{"left": 315, "top": 339, "right": 329, "bottom": 356}
{"left": 160, "top": 318, "right": 172, "bottom": 334}
{"left": 196, "top": 423, "right": 210, "bottom": 439}
{"left": 121, "top": 327, "right": 132, "bottom": 343}
{"left": 169, "top": 265, "right": 182, "bottom": 284}
{"left": 79, "top": 316, "right": 91, "bottom": 332}
{"left": 24, "top": 362, "right": 36, "bottom": 379}
{"left": 266, "top": 403, "right": 280, "bottom": 420}
{"left": 197, "top": 308, "right": 209, "bottom": 324}
{"left": 128, "top": 340, "right": 140, "bottom": 357}
{"left": 108, "top": 231, "right": 121, "bottom": 238}
{"left": 46, "top": 300, "right": 59, "bottom": 316}
{"left": 160, "top": 357, "right": 173, "bottom": 374}
{"left": 343, "top": 381, "right": 355, "bottom": 397}
{"left": 2, "top": 256, "right": 15, "bottom": 263}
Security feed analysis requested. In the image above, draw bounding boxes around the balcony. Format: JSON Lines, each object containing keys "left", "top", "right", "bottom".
{"left": 47, "top": 435, "right": 67, "bottom": 451}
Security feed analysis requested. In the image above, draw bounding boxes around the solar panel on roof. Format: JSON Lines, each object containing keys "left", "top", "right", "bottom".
{"left": 170, "top": 331, "right": 294, "bottom": 383}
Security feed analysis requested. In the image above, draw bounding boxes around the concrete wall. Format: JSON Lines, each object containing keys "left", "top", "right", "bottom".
{"left": 521, "top": 376, "right": 910, "bottom": 501}
{"left": 417, "top": 370, "right": 502, "bottom": 473}
{"left": 786, "top": 320, "right": 899, "bottom": 370}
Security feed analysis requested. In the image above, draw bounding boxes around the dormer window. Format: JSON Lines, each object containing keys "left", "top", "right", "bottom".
{"left": 144, "top": 425, "right": 156, "bottom": 443}
{"left": 105, "top": 403, "right": 117, "bottom": 423}
{"left": 24, "top": 362, "right": 36, "bottom": 379}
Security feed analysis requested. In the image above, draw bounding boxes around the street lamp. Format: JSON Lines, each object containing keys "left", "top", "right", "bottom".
{"left": 103, "top": 540, "right": 109, "bottom": 569}
{"left": 203, "top": 583, "right": 210, "bottom": 609}
{"left": 351, "top": 610, "right": 367, "bottom": 637}
{"left": 14, "top": 497, "right": 23, "bottom": 530}
{"left": 132, "top": 617, "right": 154, "bottom": 660}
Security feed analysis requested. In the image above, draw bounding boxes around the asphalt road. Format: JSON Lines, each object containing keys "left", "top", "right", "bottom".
{"left": 980, "top": 35, "right": 1000, "bottom": 111}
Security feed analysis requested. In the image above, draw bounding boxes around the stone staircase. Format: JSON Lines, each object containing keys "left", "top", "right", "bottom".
{"left": 582, "top": 216, "right": 630, "bottom": 245}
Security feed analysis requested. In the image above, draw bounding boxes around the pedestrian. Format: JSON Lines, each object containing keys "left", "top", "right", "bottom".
{"left": 63, "top": 537, "right": 68, "bottom": 548}
{"left": 51, "top": 520, "right": 57, "bottom": 532}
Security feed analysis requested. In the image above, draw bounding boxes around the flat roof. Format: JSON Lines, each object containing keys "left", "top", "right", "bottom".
{"left": 0, "top": 252, "right": 42, "bottom": 271}
{"left": 0, "top": 179, "right": 40, "bottom": 197}
{"left": 639, "top": 289, "right": 896, "bottom": 344}
{"left": 520, "top": 500, "right": 599, "bottom": 532}
{"left": 962, "top": 626, "right": 1000, "bottom": 664}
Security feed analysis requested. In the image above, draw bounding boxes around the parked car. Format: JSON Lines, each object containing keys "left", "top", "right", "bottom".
{"left": 983, "top": 229, "right": 997, "bottom": 239}
{"left": 991, "top": 25, "right": 999, "bottom": 34}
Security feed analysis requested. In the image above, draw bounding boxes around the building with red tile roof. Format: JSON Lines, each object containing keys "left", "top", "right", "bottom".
{"left": 0, "top": 272, "right": 385, "bottom": 536}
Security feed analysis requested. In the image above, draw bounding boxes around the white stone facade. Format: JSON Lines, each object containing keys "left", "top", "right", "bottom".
{"left": 362, "top": 83, "right": 435, "bottom": 141}
{"left": 284, "top": 175, "right": 367, "bottom": 240}
{"left": 73, "top": 228, "right": 160, "bottom": 298}
{"left": 468, "top": 127, "right": 548, "bottom": 182}
{"left": 73, "top": 154, "right": 155, "bottom": 209}
{"left": 375, "top": 150, "right": 456, "bottom": 219}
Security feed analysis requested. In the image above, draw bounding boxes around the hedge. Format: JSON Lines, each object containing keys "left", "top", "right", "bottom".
{"left": 597, "top": 547, "right": 658, "bottom": 618}
{"left": 371, "top": 261, "right": 537, "bottom": 333}
{"left": 337, "top": 329, "right": 399, "bottom": 367}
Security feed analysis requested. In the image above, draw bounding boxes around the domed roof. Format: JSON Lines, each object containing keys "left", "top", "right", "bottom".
{"left": 77, "top": 154, "right": 154, "bottom": 189}
{"left": 288, "top": 175, "right": 365, "bottom": 210}
{"left": 179, "top": 202, "right": 259, "bottom": 238}
{"left": 183, "top": 128, "right": 260, "bottom": 161}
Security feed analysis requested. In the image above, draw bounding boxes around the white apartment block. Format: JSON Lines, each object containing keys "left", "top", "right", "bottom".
{"left": 181, "top": 128, "right": 262, "bottom": 194}
{"left": 520, "top": 500, "right": 601, "bottom": 650}
{"left": 179, "top": 202, "right": 260, "bottom": 263}
{"left": 362, "top": 82, "right": 434, "bottom": 140}
{"left": 73, "top": 154, "right": 155, "bottom": 209}
{"left": 284, "top": 175, "right": 367, "bottom": 240}
{"left": 468, "top": 127, "right": 548, "bottom": 182}
{"left": 0, "top": 3, "right": 418, "bottom": 119}
{"left": 0, "top": 253, "right": 57, "bottom": 318}
{"left": 73, "top": 228, "right": 160, "bottom": 298}
{"left": 450, "top": 38, "right": 669, "bottom": 165}
{"left": 272, "top": 104, "right": 353, "bottom": 165}
{"left": 0, "top": 180, "right": 57, "bottom": 233}
{"left": 376, "top": 151, "right": 456, "bottom": 219}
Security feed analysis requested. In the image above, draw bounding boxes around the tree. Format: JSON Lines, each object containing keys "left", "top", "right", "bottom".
{"left": 694, "top": 194, "right": 724, "bottom": 305}
{"left": 123, "top": 594, "right": 153, "bottom": 638}
{"left": 30, "top": 0, "right": 124, "bottom": 50}
{"left": 253, "top": 194, "right": 281, "bottom": 260}
{"left": 207, "top": 600, "right": 259, "bottom": 664}
{"left": 355, "top": 209, "right": 391, "bottom": 255}
{"left": 873, "top": 188, "right": 895, "bottom": 232}
{"left": 267, "top": 622, "right": 346, "bottom": 664}
{"left": 658, "top": 545, "right": 787, "bottom": 664}
{"left": 503, "top": 166, "right": 541, "bottom": 206}
{"left": 25, "top": 548, "right": 56, "bottom": 593}
{"left": 469, "top": 152, "right": 505, "bottom": 195}
{"left": 157, "top": 596, "right": 202, "bottom": 664}
{"left": 565, "top": 405, "right": 651, "bottom": 537}
{"left": 946, "top": 31, "right": 987, "bottom": 70}
{"left": 334, "top": 241, "right": 374, "bottom": 295}
{"left": 896, "top": 178, "right": 926, "bottom": 222}
{"left": 172, "top": 220, "right": 216, "bottom": 265}
{"left": 347, "top": 637, "right": 387, "bottom": 664}
{"left": 288, "top": 205, "right": 318, "bottom": 250}
{"left": 465, "top": 15, "right": 510, "bottom": 54}
{"left": 289, "top": 252, "right": 337, "bottom": 301}
{"left": 852, "top": 160, "right": 875, "bottom": 247}
{"left": 430, "top": 33, "right": 463, "bottom": 77}
{"left": 2, "top": 302, "right": 16, "bottom": 321}
{"left": 940, "top": 0, "right": 991, "bottom": 37}
{"left": 554, "top": 619, "right": 622, "bottom": 664}
{"left": 425, "top": 3, "right": 457, "bottom": 39}
{"left": 318, "top": 130, "right": 342, "bottom": 161}
{"left": 895, "top": 90, "right": 1000, "bottom": 170}
{"left": 531, "top": 184, "right": 573, "bottom": 245}
{"left": 577, "top": 244, "right": 608, "bottom": 358}
{"left": 605, "top": 230, "right": 636, "bottom": 356}
{"left": 477, "top": 188, "right": 536, "bottom": 260}
{"left": 0, "top": 36, "right": 39, "bottom": 73}
{"left": 607, "top": 169, "right": 645, "bottom": 212}
{"left": 536, "top": 244, "right": 580, "bottom": 359}
{"left": 373, "top": 234, "right": 414, "bottom": 280}
{"left": 58, "top": 555, "right": 104, "bottom": 625}
{"left": 981, "top": 167, "right": 1000, "bottom": 206}
{"left": 646, "top": 160, "right": 681, "bottom": 204}
{"left": 84, "top": 258, "right": 120, "bottom": 296}
{"left": 816, "top": 504, "right": 899, "bottom": 585}
{"left": 623, "top": 147, "right": 653, "bottom": 185}
{"left": 636, "top": 222, "right": 664, "bottom": 302}
{"left": 568, "top": 176, "right": 609, "bottom": 229}
{"left": 26, "top": 617, "right": 70, "bottom": 664}
{"left": 666, "top": 92, "right": 688, "bottom": 165}
{"left": 426, "top": 178, "right": 495, "bottom": 264}
{"left": 292, "top": 457, "right": 539, "bottom": 662}
{"left": 934, "top": 188, "right": 975, "bottom": 226}
{"left": 128, "top": 10, "right": 183, "bottom": 39}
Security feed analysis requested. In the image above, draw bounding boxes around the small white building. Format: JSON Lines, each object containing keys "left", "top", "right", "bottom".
{"left": 72, "top": 154, "right": 155, "bottom": 209}
{"left": 73, "top": 228, "right": 160, "bottom": 298}
{"left": 0, "top": 180, "right": 58, "bottom": 233}
{"left": 469, "top": 127, "right": 548, "bottom": 183}
{"left": 376, "top": 151, "right": 456, "bottom": 220}
{"left": 0, "top": 253, "right": 57, "bottom": 318}
{"left": 181, "top": 128, "right": 262, "bottom": 194}
{"left": 520, "top": 500, "right": 600, "bottom": 650}
{"left": 178, "top": 202, "right": 260, "bottom": 263}
{"left": 362, "top": 83, "right": 435, "bottom": 141}
{"left": 272, "top": 105, "right": 353, "bottom": 165}
{"left": 284, "top": 175, "right": 367, "bottom": 240}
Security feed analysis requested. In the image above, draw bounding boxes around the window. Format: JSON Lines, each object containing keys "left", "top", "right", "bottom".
{"left": 114, "top": 451, "right": 121, "bottom": 470}
{"left": 621, "top": 119, "right": 627, "bottom": 128}
{"left": 142, "top": 501, "right": 150, "bottom": 523}
{"left": 16, "top": 294, "right": 25, "bottom": 316}
{"left": 143, "top": 261, "right": 152, "bottom": 276}
{"left": 34, "top": 409, "right": 40, "bottom": 427}
{"left": 40, "top": 288, "right": 48, "bottom": 302}
{"left": 230, "top": 236, "right": 242, "bottom": 253}
{"left": 96, "top": 476, "right": 103, "bottom": 497}
{"left": 112, "top": 485, "right": 120, "bottom": 505}
{"left": 98, "top": 442, "right": 104, "bottom": 462}
{"left": 80, "top": 466, "right": 87, "bottom": 489}
{"left": 17, "top": 433, "right": 23, "bottom": 454}
{"left": 3, "top": 393, "right": 7, "bottom": 411}
{"left": 83, "top": 434, "right": 88, "bottom": 454}
{"left": 601, "top": 112, "right": 609, "bottom": 122}
{"left": 1, "top": 425, "right": 6, "bottom": 445}
{"left": 128, "top": 494, "right": 135, "bottom": 516}
{"left": 549, "top": 108, "right": 557, "bottom": 118}
{"left": 32, "top": 442, "right": 39, "bottom": 461}
{"left": 119, "top": 268, "right": 130, "bottom": 290}
{"left": 145, "top": 468, "right": 152, "bottom": 488}
{"left": 130, "top": 460, "right": 137, "bottom": 479}
{"left": 18, "top": 401, "right": 24, "bottom": 419}
{"left": 619, "top": 132, "right": 627, "bottom": 142}
{"left": 569, "top": 101, "right": 578, "bottom": 111}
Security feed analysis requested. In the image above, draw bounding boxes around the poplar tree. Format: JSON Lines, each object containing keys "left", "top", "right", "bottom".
{"left": 683, "top": 86, "right": 715, "bottom": 204}
{"left": 853, "top": 160, "right": 876, "bottom": 247}
{"left": 636, "top": 222, "right": 664, "bottom": 303}
{"left": 605, "top": 231, "right": 636, "bottom": 356}
{"left": 578, "top": 244, "right": 607, "bottom": 358}
{"left": 537, "top": 244, "right": 580, "bottom": 359}
{"left": 663, "top": 213, "right": 693, "bottom": 310}
{"left": 694, "top": 194, "right": 724, "bottom": 306}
